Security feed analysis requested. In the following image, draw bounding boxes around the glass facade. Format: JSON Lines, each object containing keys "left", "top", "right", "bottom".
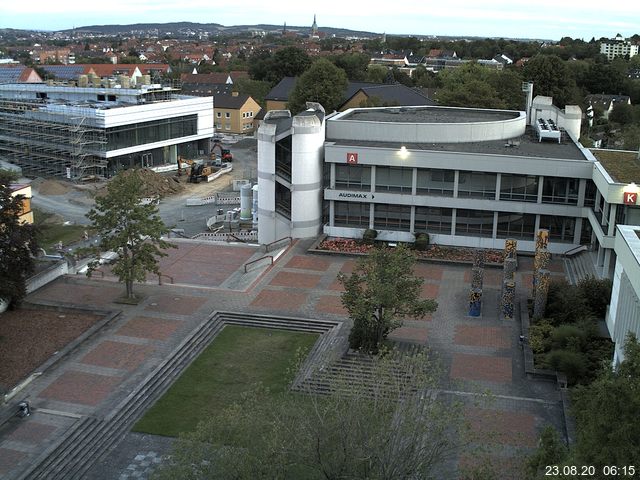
{"left": 458, "top": 171, "right": 496, "bottom": 199}
{"left": 542, "top": 177, "right": 579, "bottom": 205}
{"left": 455, "top": 209, "right": 494, "bottom": 237}
{"left": 275, "top": 136, "right": 292, "bottom": 182}
{"left": 375, "top": 166, "right": 413, "bottom": 193}
{"left": 335, "top": 164, "right": 371, "bottom": 190}
{"left": 416, "top": 169, "right": 454, "bottom": 196}
{"left": 334, "top": 201, "right": 369, "bottom": 227}
{"left": 539, "top": 215, "right": 576, "bottom": 243}
{"left": 496, "top": 212, "right": 536, "bottom": 239}
{"left": 414, "top": 206, "right": 452, "bottom": 233}
{"left": 500, "top": 174, "right": 538, "bottom": 202}
{"left": 374, "top": 203, "right": 411, "bottom": 230}
{"left": 275, "top": 182, "right": 291, "bottom": 219}
{"left": 106, "top": 115, "right": 197, "bottom": 150}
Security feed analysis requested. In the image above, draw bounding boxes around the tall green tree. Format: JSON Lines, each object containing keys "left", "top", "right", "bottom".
{"left": 85, "top": 170, "right": 174, "bottom": 300}
{"left": 0, "top": 171, "right": 38, "bottom": 308}
{"left": 154, "top": 350, "right": 467, "bottom": 480}
{"left": 287, "top": 58, "right": 348, "bottom": 114}
{"left": 339, "top": 244, "right": 437, "bottom": 353}
{"left": 523, "top": 55, "right": 580, "bottom": 107}
{"left": 571, "top": 334, "right": 640, "bottom": 469}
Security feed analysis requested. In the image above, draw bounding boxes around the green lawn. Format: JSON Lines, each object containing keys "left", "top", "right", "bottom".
{"left": 132, "top": 325, "right": 318, "bottom": 437}
{"left": 32, "top": 208, "right": 88, "bottom": 250}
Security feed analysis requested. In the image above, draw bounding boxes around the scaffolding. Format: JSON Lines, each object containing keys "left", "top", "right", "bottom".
{"left": 0, "top": 99, "right": 107, "bottom": 179}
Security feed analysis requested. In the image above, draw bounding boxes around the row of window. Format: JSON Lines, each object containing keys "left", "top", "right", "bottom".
{"left": 106, "top": 115, "right": 197, "bottom": 150}
{"left": 333, "top": 201, "right": 578, "bottom": 242}
{"left": 215, "top": 111, "right": 255, "bottom": 118}
{"left": 333, "top": 165, "right": 585, "bottom": 205}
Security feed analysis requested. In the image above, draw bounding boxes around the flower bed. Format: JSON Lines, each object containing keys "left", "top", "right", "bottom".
{"left": 317, "top": 238, "right": 504, "bottom": 264}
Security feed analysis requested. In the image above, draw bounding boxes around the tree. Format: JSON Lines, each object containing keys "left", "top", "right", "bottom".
{"left": 85, "top": 170, "right": 174, "bottom": 300}
{"left": 0, "top": 170, "right": 38, "bottom": 308}
{"left": 339, "top": 244, "right": 438, "bottom": 353}
{"left": 570, "top": 334, "right": 640, "bottom": 469}
{"left": 287, "top": 58, "right": 348, "bottom": 114}
{"left": 329, "top": 52, "right": 371, "bottom": 81}
{"left": 522, "top": 55, "right": 580, "bottom": 107}
{"left": 525, "top": 426, "right": 568, "bottom": 479}
{"left": 609, "top": 103, "right": 635, "bottom": 125}
{"left": 154, "top": 350, "right": 468, "bottom": 480}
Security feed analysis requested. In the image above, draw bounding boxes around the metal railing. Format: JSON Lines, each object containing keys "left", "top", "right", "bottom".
{"left": 563, "top": 244, "right": 588, "bottom": 257}
{"left": 264, "top": 236, "right": 293, "bottom": 253}
{"left": 244, "top": 255, "right": 274, "bottom": 273}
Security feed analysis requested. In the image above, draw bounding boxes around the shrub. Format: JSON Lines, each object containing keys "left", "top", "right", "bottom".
{"left": 546, "top": 349, "right": 588, "bottom": 385}
{"left": 545, "top": 279, "right": 591, "bottom": 325}
{"left": 362, "top": 228, "right": 378, "bottom": 245}
{"left": 529, "top": 318, "right": 554, "bottom": 354}
{"left": 550, "top": 324, "right": 589, "bottom": 352}
{"left": 577, "top": 275, "right": 612, "bottom": 319}
{"left": 414, "top": 233, "right": 430, "bottom": 251}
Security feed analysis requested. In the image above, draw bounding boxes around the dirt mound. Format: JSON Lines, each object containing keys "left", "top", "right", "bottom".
{"left": 38, "top": 179, "right": 72, "bottom": 195}
{"left": 100, "top": 168, "right": 184, "bottom": 198}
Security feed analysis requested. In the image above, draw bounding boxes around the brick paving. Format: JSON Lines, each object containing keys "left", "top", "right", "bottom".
{"left": 249, "top": 289, "right": 308, "bottom": 311}
{"left": 5, "top": 421, "right": 57, "bottom": 443}
{"left": 454, "top": 325, "right": 511, "bottom": 349}
{"left": 116, "top": 317, "right": 182, "bottom": 341}
{"left": 144, "top": 294, "right": 208, "bottom": 316}
{"left": 450, "top": 353, "right": 513, "bottom": 383}
{"left": 80, "top": 341, "right": 155, "bottom": 371}
{"left": 466, "top": 407, "right": 538, "bottom": 447}
{"left": 269, "top": 271, "right": 323, "bottom": 289}
{"left": 38, "top": 371, "right": 123, "bottom": 406}
{"left": 314, "top": 295, "right": 347, "bottom": 315}
{"left": 421, "top": 283, "right": 440, "bottom": 299}
{"left": 0, "top": 240, "right": 568, "bottom": 480}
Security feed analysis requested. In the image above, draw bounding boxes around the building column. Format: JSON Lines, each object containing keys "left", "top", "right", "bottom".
{"left": 574, "top": 217, "right": 583, "bottom": 245}
{"left": 370, "top": 166, "right": 376, "bottom": 194}
{"left": 451, "top": 208, "right": 457, "bottom": 236}
{"left": 603, "top": 249, "right": 612, "bottom": 278}
{"left": 534, "top": 214, "right": 541, "bottom": 233}
{"left": 329, "top": 200, "right": 335, "bottom": 227}
{"left": 495, "top": 173, "right": 501, "bottom": 201}
{"left": 453, "top": 171, "right": 460, "bottom": 198}
{"left": 492, "top": 212, "right": 498, "bottom": 238}
{"left": 410, "top": 206, "right": 416, "bottom": 233}
{"left": 369, "top": 203, "right": 374, "bottom": 229}
{"left": 608, "top": 204, "right": 617, "bottom": 236}
{"left": 577, "top": 179, "right": 586, "bottom": 207}
{"left": 329, "top": 163, "right": 336, "bottom": 189}
{"left": 537, "top": 176, "right": 544, "bottom": 203}
{"left": 411, "top": 168, "right": 417, "bottom": 196}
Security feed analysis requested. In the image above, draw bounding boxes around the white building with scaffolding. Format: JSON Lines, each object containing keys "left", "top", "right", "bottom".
{"left": 0, "top": 83, "right": 214, "bottom": 179}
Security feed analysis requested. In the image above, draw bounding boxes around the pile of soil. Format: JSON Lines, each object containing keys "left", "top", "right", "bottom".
{"left": 99, "top": 169, "right": 184, "bottom": 198}
{"left": 37, "top": 179, "right": 72, "bottom": 195}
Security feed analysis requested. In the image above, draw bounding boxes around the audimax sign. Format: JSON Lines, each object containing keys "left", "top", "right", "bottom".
{"left": 337, "top": 192, "right": 372, "bottom": 199}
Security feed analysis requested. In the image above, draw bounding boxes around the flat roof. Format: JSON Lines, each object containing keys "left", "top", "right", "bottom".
{"left": 338, "top": 106, "right": 520, "bottom": 124}
{"left": 328, "top": 126, "right": 587, "bottom": 161}
{"left": 590, "top": 149, "right": 640, "bottom": 184}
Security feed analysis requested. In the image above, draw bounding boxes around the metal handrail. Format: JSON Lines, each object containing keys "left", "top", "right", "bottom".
{"left": 264, "top": 236, "right": 292, "bottom": 253}
{"left": 158, "top": 273, "right": 174, "bottom": 285}
{"left": 563, "top": 244, "right": 588, "bottom": 257}
{"left": 244, "top": 255, "right": 274, "bottom": 273}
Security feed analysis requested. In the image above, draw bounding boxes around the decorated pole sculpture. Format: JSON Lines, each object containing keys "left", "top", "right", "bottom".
{"left": 469, "top": 288, "right": 482, "bottom": 317}
{"left": 532, "top": 248, "right": 551, "bottom": 297}
{"left": 468, "top": 249, "right": 486, "bottom": 317}
{"left": 533, "top": 269, "right": 551, "bottom": 319}
{"left": 501, "top": 280, "right": 516, "bottom": 320}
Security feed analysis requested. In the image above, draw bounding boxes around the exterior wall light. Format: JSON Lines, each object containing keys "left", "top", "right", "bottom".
{"left": 398, "top": 145, "right": 409, "bottom": 159}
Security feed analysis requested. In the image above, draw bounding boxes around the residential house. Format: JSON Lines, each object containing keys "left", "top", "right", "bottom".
{"left": 9, "top": 184, "right": 33, "bottom": 224}
{"left": 600, "top": 34, "right": 639, "bottom": 61}
{"left": 0, "top": 65, "right": 42, "bottom": 83}
{"left": 214, "top": 92, "right": 261, "bottom": 134}
{"left": 585, "top": 94, "right": 631, "bottom": 119}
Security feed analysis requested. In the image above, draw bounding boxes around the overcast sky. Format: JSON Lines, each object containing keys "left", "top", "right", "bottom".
{"left": 2, "top": 0, "right": 639, "bottom": 40}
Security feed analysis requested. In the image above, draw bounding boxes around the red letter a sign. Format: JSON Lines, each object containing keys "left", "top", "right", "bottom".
{"left": 346, "top": 152, "right": 358, "bottom": 164}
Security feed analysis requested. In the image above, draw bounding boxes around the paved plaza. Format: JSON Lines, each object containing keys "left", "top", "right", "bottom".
{"left": 0, "top": 239, "right": 568, "bottom": 479}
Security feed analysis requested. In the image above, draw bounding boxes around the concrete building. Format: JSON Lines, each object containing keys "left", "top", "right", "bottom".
{"left": 257, "top": 100, "right": 640, "bottom": 281}
{"left": 0, "top": 83, "right": 214, "bottom": 178}
{"left": 600, "top": 34, "right": 639, "bottom": 60}
{"left": 607, "top": 225, "right": 640, "bottom": 364}
{"left": 9, "top": 184, "right": 33, "bottom": 224}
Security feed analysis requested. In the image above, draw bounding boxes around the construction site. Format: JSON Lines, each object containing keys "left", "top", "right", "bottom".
{"left": 0, "top": 82, "right": 214, "bottom": 180}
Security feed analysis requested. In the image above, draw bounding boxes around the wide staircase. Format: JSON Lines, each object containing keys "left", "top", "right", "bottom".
{"left": 293, "top": 342, "right": 428, "bottom": 398}
{"left": 16, "top": 312, "right": 344, "bottom": 480}
{"left": 563, "top": 248, "right": 598, "bottom": 285}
